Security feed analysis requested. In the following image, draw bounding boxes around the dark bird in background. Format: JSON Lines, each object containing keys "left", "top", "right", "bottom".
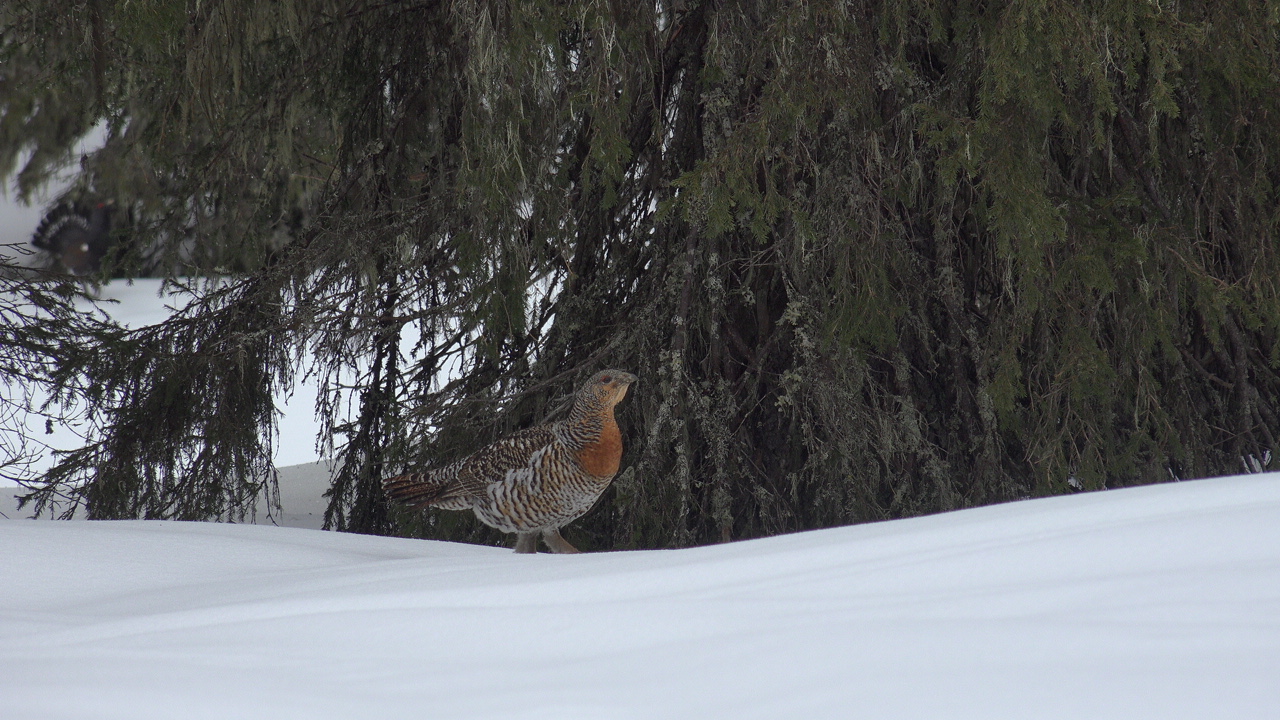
{"left": 384, "top": 370, "right": 637, "bottom": 554}
{"left": 31, "top": 200, "right": 114, "bottom": 275}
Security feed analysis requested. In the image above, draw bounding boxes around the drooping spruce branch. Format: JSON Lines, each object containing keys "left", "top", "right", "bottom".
{"left": 1, "top": 0, "right": 1277, "bottom": 546}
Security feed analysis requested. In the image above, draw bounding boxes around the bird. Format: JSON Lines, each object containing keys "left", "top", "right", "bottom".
{"left": 383, "top": 369, "right": 637, "bottom": 554}
{"left": 31, "top": 200, "right": 114, "bottom": 275}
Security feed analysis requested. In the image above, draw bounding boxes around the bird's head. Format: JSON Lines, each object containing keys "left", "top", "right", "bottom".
{"left": 579, "top": 369, "right": 637, "bottom": 410}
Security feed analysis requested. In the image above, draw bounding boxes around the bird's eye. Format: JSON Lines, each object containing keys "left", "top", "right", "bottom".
{"left": 600, "top": 375, "right": 612, "bottom": 383}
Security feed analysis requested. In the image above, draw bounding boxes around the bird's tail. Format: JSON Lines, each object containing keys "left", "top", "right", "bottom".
{"left": 382, "top": 467, "right": 472, "bottom": 511}
{"left": 31, "top": 203, "right": 89, "bottom": 252}
{"left": 32, "top": 201, "right": 114, "bottom": 275}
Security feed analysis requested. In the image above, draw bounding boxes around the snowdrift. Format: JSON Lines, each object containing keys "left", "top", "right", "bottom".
{"left": 2, "top": 474, "right": 1278, "bottom": 719}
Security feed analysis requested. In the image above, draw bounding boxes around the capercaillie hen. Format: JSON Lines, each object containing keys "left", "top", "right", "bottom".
{"left": 383, "top": 370, "right": 636, "bottom": 553}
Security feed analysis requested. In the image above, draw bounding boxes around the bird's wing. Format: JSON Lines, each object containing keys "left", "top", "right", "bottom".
{"left": 384, "top": 424, "right": 561, "bottom": 510}
{"left": 383, "top": 465, "right": 468, "bottom": 509}
{"left": 455, "top": 424, "right": 560, "bottom": 496}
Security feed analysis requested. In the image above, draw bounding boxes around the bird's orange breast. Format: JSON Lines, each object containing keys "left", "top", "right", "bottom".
{"left": 576, "top": 416, "right": 623, "bottom": 477}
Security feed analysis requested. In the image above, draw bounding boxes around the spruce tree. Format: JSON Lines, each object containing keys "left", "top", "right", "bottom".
{"left": 2, "top": 0, "right": 1277, "bottom": 547}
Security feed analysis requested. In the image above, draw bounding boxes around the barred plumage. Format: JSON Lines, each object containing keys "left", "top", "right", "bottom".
{"left": 32, "top": 201, "right": 114, "bottom": 275}
{"left": 383, "top": 370, "right": 636, "bottom": 553}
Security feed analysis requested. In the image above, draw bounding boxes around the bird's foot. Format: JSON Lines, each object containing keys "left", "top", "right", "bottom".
{"left": 540, "top": 528, "right": 581, "bottom": 554}
{"left": 513, "top": 532, "right": 539, "bottom": 554}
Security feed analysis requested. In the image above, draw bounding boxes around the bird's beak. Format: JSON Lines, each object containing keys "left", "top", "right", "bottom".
{"left": 612, "top": 373, "right": 636, "bottom": 403}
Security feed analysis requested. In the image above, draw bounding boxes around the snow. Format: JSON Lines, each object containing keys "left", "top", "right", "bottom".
{"left": 0, "top": 458, "right": 335, "bottom": 527}
{"left": 3, "top": 473, "right": 1279, "bottom": 719}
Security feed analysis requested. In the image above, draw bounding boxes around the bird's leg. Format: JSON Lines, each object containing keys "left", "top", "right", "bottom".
{"left": 540, "top": 528, "right": 581, "bottom": 554}
{"left": 513, "top": 532, "right": 539, "bottom": 554}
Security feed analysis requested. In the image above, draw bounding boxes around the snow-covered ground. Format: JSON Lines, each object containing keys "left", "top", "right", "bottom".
{"left": 0, "top": 458, "right": 335, "bottom": 527}
{"left": 2, "top": 473, "right": 1278, "bottom": 719}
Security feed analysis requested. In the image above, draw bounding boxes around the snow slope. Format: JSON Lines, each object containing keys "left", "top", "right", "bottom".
{"left": 2, "top": 473, "right": 1278, "bottom": 719}
{"left": 0, "top": 459, "right": 335, "bottom": 527}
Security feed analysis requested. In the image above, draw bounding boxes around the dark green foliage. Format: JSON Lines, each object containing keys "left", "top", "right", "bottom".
{"left": 3, "top": 0, "right": 1278, "bottom": 546}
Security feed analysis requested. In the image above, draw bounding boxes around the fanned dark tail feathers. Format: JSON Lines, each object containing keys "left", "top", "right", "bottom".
{"left": 382, "top": 470, "right": 471, "bottom": 510}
